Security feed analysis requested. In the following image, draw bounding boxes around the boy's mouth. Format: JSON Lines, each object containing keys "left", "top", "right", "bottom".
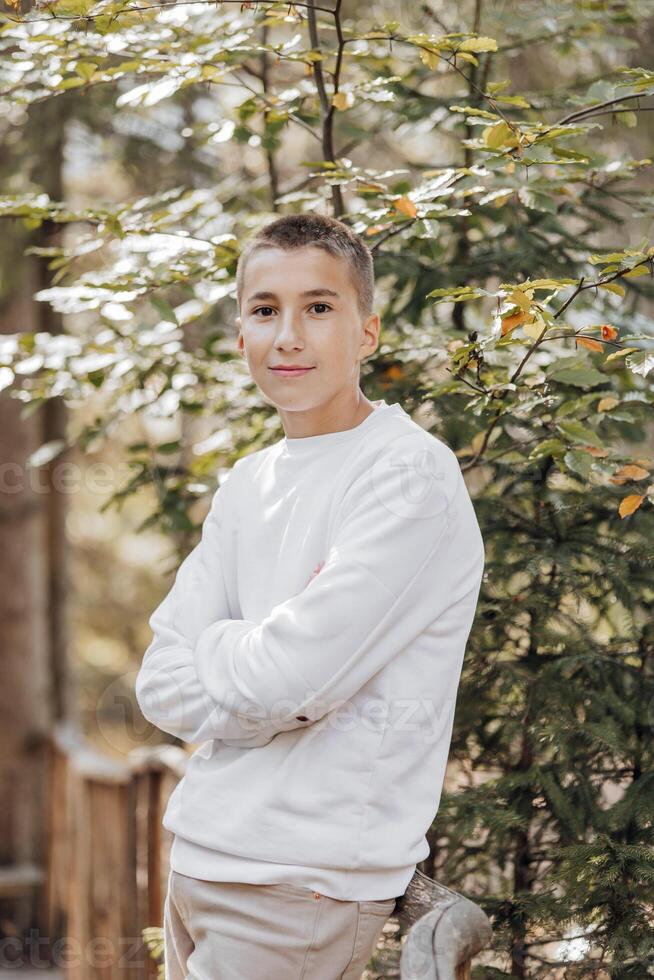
{"left": 269, "top": 366, "right": 316, "bottom": 377}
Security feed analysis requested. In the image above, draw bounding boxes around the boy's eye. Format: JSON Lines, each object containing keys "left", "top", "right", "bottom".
{"left": 251, "top": 303, "right": 332, "bottom": 317}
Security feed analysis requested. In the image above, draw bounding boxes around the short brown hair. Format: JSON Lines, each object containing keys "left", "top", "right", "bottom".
{"left": 236, "top": 213, "right": 375, "bottom": 320}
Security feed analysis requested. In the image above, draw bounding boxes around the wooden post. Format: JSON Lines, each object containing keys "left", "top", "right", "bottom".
{"left": 128, "top": 744, "right": 187, "bottom": 978}
{"left": 395, "top": 868, "right": 492, "bottom": 979}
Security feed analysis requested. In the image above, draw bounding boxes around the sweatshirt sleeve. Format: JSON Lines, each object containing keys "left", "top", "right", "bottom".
{"left": 134, "top": 474, "right": 278, "bottom": 747}
{"left": 193, "top": 439, "right": 469, "bottom": 731}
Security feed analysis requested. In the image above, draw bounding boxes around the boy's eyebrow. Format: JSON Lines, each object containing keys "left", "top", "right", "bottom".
{"left": 246, "top": 288, "right": 341, "bottom": 303}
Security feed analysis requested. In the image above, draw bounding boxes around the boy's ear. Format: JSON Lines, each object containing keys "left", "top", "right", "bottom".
{"left": 235, "top": 318, "right": 245, "bottom": 357}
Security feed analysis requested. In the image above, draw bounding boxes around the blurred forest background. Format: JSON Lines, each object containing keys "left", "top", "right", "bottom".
{"left": 0, "top": 0, "right": 653, "bottom": 977}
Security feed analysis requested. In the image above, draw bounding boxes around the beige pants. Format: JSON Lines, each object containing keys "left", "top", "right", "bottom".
{"left": 163, "top": 869, "right": 396, "bottom": 979}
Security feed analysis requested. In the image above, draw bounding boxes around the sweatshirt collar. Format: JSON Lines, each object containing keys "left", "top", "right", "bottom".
{"left": 281, "top": 399, "right": 399, "bottom": 456}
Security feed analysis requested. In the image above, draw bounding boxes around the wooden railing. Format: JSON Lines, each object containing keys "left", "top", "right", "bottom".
{"left": 44, "top": 721, "right": 186, "bottom": 978}
{"left": 36, "top": 720, "right": 492, "bottom": 978}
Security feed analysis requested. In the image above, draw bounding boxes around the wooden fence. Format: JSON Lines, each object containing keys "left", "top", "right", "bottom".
{"left": 13, "top": 720, "right": 492, "bottom": 978}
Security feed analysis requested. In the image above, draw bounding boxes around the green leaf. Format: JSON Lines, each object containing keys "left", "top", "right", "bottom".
{"left": 551, "top": 147, "right": 591, "bottom": 162}
{"left": 75, "top": 61, "right": 98, "bottom": 82}
{"left": 547, "top": 362, "right": 607, "bottom": 388}
{"left": 426, "top": 285, "right": 487, "bottom": 302}
{"left": 449, "top": 105, "right": 500, "bottom": 120}
{"left": 150, "top": 296, "right": 179, "bottom": 325}
{"left": 588, "top": 249, "right": 644, "bottom": 264}
{"left": 618, "top": 110, "right": 638, "bottom": 128}
{"left": 493, "top": 94, "right": 531, "bottom": 108}
{"left": 555, "top": 419, "right": 604, "bottom": 449}
{"left": 564, "top": 450, "right": 593, "bottom": 479}
{"left": 527, "top": 439, "right": 565, "bottom": 461}
{"left": 486, "top": 79, "right": 511, "bottom": 94}
{"left": 57, "top": 78, "right": 87, "bottom": 91}
{"left": 49, "top": 0, "right": 94, "bottom": 14}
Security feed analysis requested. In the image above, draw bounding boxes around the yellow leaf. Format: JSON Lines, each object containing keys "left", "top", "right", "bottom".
{"left": 597, "top": 396, "right": 619, "bottom": 412}
{"left": 393, "top": 195, "right": 418, "bottom": 218}
{"left": 518, "top": 278, "right": 568, "bottom": 289}
{"left": 522, "top": 318, "right": 547, "bottom": 340}
{"left": 470, "top": 431, "right": 486, "bottom": 453}
{"left": 509, "top": 289, "right": 531, "bottom": 311}
{"left": 458, "top": 36, "right": 498, "bottom": 53}
{"left": 493, "top": 193, "right": 512, "bottom": 207}
{"left": 419, "top": 49, "right": 440, "bottom": 70}
{"left": 457, "top": 52, "right": 479, "bottom": 65}
{"left": 332, "top": 91, "right": 353, "bottom": 111}
{"left": 483, "top": 121, "right": 517, "bottom": 150}
{"left": 599, "top": 282, "right": 625, "bottom": 297}
{"left": 487, "top": 80, "right": 511, "bottom": 95}
{"left": 623, "top": 265, "right": 648, "bottom": 278}
{"left": 484, "top": 123, "right": 504, "bottom": 150}
{"left": 605, "top": 347, "right": 640, "bottom": 362}
{"left": 618, "top": 494, "right": 645, "bottom": 518}
{"left": 201, "top": 65, "right": 224, "bottom": 81}
{"left": 577, "top": 336, "right": 604, "bottom": 352}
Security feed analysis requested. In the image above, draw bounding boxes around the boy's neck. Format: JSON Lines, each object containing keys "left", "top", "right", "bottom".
{"left": 279, "top": 389, "right": 377, "bottom": 440}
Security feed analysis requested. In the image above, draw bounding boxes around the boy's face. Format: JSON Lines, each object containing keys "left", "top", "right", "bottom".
{"left": 235, "top": 246, "right": 379, "bottom": 413}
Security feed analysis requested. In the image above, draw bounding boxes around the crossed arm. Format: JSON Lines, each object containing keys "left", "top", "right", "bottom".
{"left": 134, "top": 478, "right": 277, "bottom": 746}
{"left": 135, "top": 442, "right": 459, "bottom": 748}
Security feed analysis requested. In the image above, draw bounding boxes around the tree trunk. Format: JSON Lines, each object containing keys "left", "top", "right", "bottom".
{"left": 0, "top": 94, "right": 75, "bottom": 952}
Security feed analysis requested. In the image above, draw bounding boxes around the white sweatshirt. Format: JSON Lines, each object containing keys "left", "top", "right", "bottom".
{"left": 135, "top": 399, "right": 485, "bottom": 901}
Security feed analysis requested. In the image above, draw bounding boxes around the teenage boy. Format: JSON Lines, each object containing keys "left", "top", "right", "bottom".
{"left": 135, "top": 213, "right": 485, "bottom": 979}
